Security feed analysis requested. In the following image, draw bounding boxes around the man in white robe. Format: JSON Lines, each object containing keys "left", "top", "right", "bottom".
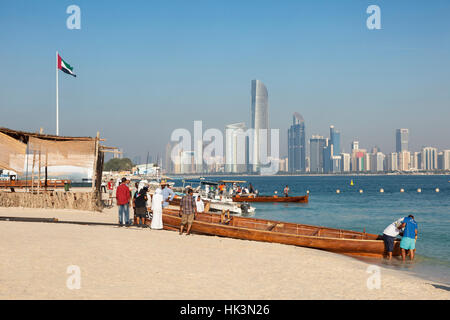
{"left": 151, "top": 188, "right": 163, "bottom": 230}
{"left": 195, "top": 195, "right": 205, "bottom": 213}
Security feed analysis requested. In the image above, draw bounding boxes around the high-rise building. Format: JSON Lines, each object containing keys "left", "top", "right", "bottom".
{"left": 251, "top": 79, "right": 269, "bottom": 173}
{"left": 398, "top": 150, "right": 411, "bottom": 171}
{"left": 310, "top": 135, "right": 327, "bottom": 173}
{"left": 396, "top": 129, "right": 409, "bottom": 152}
{"left": 351, "top": 140, "right": 359, "bottom": 153}
{"left": 371, "top": 152, "right": 385, "bottom": 172}
{"left": 288, "top": 113, "right": 306, "bottom": 173}
{"left": 330, "top": 125, "right": 341, "bottom": 156}
{"left": 442, "top": 150, "right": 450, "bottom": 170}
{"left": 421, "top": 147, "right": 438, "bottom": 171}
{"left": 225, "top": 122, "right": 248, "bottom": 173}
{"left": 387, "top": 153, "right": 398, "bottom": 171}
{"left": 340, "top": 153, "right": 351, "bottom": 172}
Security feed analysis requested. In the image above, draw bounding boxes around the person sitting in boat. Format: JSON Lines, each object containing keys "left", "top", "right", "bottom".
{"left": 195, "top": 195, "right": 205, "bottom": 213}
{"left": 161, "top": 181, "right": 174, "bottom": 208}
{"left": 248, "top": 183, "right": 255, "bottom": 194}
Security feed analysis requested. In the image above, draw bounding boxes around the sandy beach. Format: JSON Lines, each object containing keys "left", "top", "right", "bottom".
{"left": 0, "top": 206, "right": 449, "bottom": 300}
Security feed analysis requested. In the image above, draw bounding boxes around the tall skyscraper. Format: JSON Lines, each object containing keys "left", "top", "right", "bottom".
{"left": 396, "top": 129, "right": 409, "bottom": 152}
{"left": 251, "top": 80, "right": 269, "bottom": 173}
{"left": 225, "top": 122, "right": 248, "bottom": 173}
{"left": 288, "top": 113, "right": 306, "bottom": 173}
{"left": 310, "top": 135, "right": 327, "bottom": 173}
{"left": 421, "top": 147, "right": 437, "bottom": 171}
{"left": 329, "top": 125, "right": 341, "bottom": 156}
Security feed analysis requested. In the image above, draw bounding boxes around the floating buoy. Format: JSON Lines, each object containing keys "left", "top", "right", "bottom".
{"left": 400, "top": 188, "right": 405, "bottom": 193}
{"left": 359, "top": 189, "right": 363, "bottom": 194}
{"left": 380, "top": 188, "right": 384, "bottom": 193}
{"left": 350, "top": 179, "right": 354, "bottom": 186}
{"left": 417, "top": 188, "right": 422, "bottom": 193}
{"left": 436, "top": 188, "right": 440, "bottom": 193}
{"left": 336, "top": 189, "right": 340, "bottom": 194}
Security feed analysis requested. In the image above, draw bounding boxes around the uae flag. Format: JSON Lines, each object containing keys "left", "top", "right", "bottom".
{"left": 57, "top": 54, "right": 76, "bottom": 77}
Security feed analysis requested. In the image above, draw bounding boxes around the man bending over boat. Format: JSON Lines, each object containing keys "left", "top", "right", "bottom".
{"left": 382, "top": 217, "right": 404, "bottom": 260}
{"left": 179, "top": 188, "right": 197, "bottom": 236}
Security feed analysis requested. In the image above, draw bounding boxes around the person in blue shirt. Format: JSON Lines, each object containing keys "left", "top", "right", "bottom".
{"left": 399, "top": 215, "right": 418, "bottom": 261}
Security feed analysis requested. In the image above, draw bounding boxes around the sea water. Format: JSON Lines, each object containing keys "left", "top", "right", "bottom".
{"left": 175, "top": 175, "right": 450, "bottom": 285}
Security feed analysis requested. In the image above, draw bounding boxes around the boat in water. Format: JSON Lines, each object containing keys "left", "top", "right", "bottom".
{"left": 232, "top": 194, "right": 309, "bottom": 203}
{"left": 161, "top": 208, "right": 399, "bottom": 258}
{"left": 168, "top": 179, "right": 255, "bottom": 215}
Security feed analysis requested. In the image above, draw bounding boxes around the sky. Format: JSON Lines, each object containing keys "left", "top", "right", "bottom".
{"left": 1, "top": 0, "right": 449, "bottom": 162}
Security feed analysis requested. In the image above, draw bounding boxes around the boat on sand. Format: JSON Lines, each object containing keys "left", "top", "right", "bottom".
{"left": 162, "top": 209, "right": 399, "bottom": 258}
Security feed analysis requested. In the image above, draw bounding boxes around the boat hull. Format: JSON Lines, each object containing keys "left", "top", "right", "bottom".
{"left": 162, "top": 210, "right": 400, "bottom": 258}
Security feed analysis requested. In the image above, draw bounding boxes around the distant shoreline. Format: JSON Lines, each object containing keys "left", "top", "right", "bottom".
{"left": 166, "top": 172, "right": 450, "bottom": 179}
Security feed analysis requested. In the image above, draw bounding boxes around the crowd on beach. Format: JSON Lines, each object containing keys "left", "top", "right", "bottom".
{"left": 103, "top": 177, "right": 419, "bottom": 259}
{"left": 104, "top": 177, "right": 204, "bottom": 235}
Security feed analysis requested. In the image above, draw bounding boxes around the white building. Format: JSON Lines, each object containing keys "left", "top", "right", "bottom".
{"left": 340, "top": 153, "right": 351, "bottom": 172}
{"left": 421, "top": 147, "right": 438, "bottom": 171}
{"left": 225, "top": 122, "right": 248, "bottom": 173}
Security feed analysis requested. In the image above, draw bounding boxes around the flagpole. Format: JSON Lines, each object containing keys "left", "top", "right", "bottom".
{"left": 56, "top": 51, "right": 59, "bottom": 136}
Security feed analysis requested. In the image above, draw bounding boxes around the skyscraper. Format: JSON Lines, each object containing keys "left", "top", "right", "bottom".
{"left": 421, "top": 147, "right": 437, "bottom": 171}
{"left": 288, "top": 113, "right": 306, "bottom": 173}
{"left": 329, "top": 125, "right": 341, "bottom": 156}
{"left": 310, "top": 135, "right": 327, "bottom": 173}
{"left": 225, "top": 122, "right": 248, "bottom": 173}
{"left": 251, "top": 80, "right": 269, "bottom": 173}
{"left": 396, "top": 129, "right": 409, "bottom": 152}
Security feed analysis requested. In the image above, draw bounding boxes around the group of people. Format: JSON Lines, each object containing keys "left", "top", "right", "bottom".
{"left": 382, "top": 215, "right": 418, "bottom": 261}
{"left": 111, "top": 177, "right": 201, "bottom": 236}
{"left": 113, "top": 177, "right": 175, "bottom": 229}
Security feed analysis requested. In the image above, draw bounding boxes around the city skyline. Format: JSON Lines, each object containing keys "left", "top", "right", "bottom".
{"left": 1, "top": 1, "right": 450, "bottom": 161}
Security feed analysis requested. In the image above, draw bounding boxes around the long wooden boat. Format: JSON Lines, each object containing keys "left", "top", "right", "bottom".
{"left": 162, "top": 209, "right": 400, "bottom": 258}
{"left": 232, "top": 194, "right": 309, "bottom": 203}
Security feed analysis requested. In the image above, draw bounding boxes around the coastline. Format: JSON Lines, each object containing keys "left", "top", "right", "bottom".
{"left": 0, "top": 207, "right": 449, "bottom": 300}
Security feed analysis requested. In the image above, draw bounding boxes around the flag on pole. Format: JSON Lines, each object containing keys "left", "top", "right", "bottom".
{"left": 57, "top": 54, "right": 76, "bottom": 77}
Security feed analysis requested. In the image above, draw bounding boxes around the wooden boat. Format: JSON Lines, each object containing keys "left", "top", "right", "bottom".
{"left": 162, "top": 209, "right": 400, "bottom": 258}
{"left": 232, "top": 194, "right": 309, "bottom": 203}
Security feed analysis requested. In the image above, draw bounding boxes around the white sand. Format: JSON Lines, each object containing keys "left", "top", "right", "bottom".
{"left": 0, "top": 207, "right": 449, "bottom": 300}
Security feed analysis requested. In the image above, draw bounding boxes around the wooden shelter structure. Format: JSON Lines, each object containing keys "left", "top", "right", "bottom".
{"left": 0, "top": 127, "right": 115, "bottom": 211}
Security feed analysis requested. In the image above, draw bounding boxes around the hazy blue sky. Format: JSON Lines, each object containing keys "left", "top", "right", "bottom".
{"left": 1, "top": 0, "right": 449, "bottom": 161}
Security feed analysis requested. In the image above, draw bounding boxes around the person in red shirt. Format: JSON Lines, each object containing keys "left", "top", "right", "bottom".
{"left": 116, "top": 177, "right": 131, "bottom": 226}
{"left": 107, "top": 179, "right": 114, "bottom": 207}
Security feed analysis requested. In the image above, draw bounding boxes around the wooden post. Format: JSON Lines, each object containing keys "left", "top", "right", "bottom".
{"left": 44, "top": 151, "right": 48, "bottom": 191}
{"left": 31, "top": 150, "right": 36, "bottom": 194}
{"left": 38, "top": 151, "right": 41, "bottom": 194}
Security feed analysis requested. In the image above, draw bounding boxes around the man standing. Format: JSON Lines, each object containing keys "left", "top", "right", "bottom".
{"left": 116, "top": 177, "right": 131, "bottom": 226}
{"left": 382, "top": 217, "right": 404, "bottom": 260}
{"left": 161, "top": 181, "right": 174, "bottom": 208}
{"left": 284, "top": 185, "right": 290, "bottom": 197}
{"left": 399, "top": 215, "right": 418, "bottom": 261}
{"left": 179, "top": 189, "right": 197, "bottom": 235}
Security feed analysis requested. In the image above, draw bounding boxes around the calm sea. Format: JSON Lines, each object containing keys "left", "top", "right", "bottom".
{"left": 173, "top": 175, "right": 450, "bottom": 285}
